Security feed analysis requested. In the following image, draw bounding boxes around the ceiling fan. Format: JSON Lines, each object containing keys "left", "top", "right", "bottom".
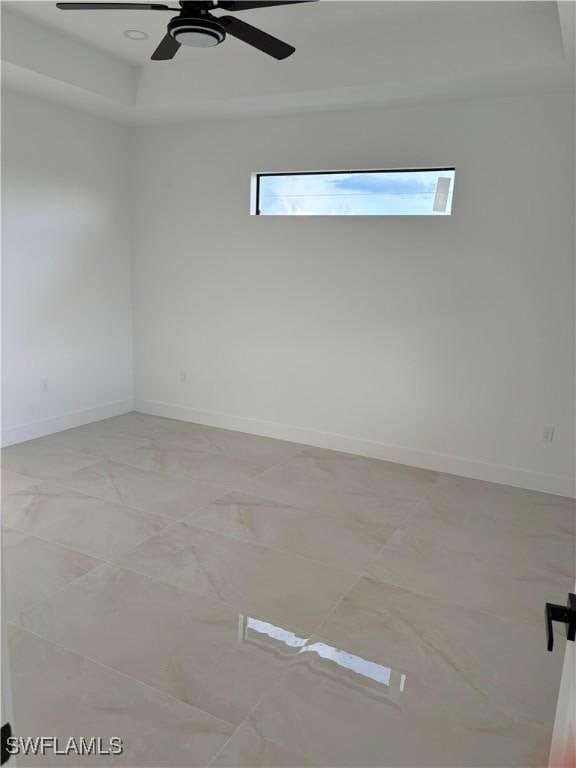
{"left": 55, "top": 0, "right": 317, "bottom": 60}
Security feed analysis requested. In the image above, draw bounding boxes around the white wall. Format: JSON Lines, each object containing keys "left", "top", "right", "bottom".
{"left": 131, "top": 93, "right": 575, "bottom": 496}
{"left": 2, "top": 90, "right": 133, "bottom": 444}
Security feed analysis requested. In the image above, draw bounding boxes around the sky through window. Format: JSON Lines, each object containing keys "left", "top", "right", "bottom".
{"left": 254, "top": 168, "right": 455, "bottom": 216}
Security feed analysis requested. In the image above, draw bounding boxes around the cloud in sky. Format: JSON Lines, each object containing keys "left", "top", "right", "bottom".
{"left": 333, "top": 174, "right": 436, "bottom": 196}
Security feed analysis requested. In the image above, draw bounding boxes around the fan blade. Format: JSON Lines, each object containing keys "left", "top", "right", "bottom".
{"left": 151, "top": 32, "right": 181, "bottom": 59}
{"left": 56, "top": 3, "right": 173, "bottom": 9}
{"left": 218, "top": 1, "right": 316, "bottom": 10}
{"left": 218, "top": 15, "right": 294, "bottom": 59}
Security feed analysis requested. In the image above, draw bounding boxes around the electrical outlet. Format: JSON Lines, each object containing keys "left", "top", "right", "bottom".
{"left": 543, "top": 425, "right": 555, "bottom": 443}
{"left": 179, "top": 370, "right": 187, "bottom": 385}
{"left": 41, "top": 378, "right": 49, "bottom": 393}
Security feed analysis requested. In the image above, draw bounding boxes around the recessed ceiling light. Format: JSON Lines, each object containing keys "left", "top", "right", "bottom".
{"left": 123, "top": 29, "right": 148, "bottom": 41}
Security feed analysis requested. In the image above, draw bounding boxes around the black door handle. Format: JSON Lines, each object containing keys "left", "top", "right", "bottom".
{"left": 1, "top": 723, "right": 13, "bottom": 766}
{"left": 545, "top": 593, "right": 576, "bottom": 651}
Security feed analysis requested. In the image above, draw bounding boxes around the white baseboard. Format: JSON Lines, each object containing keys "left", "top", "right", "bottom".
{"left": 2, "top": 399, "right": 134, "bottom": 447}
{"left": 135, "top": 399, "right": 575, "bottom": 498}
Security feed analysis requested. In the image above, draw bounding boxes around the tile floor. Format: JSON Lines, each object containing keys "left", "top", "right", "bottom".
{"left": 2, "top": 412, "right": 575, "bottom": 767}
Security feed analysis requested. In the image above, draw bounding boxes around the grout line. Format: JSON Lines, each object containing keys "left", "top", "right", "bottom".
{"left": 3, "top": 470, "right": 396, "bottom": 599}
{"left": 96, "top": 552, "right": 330, "bottom": 640}
{"left": 6, "top": 620, "right": 237, "bottom": 733}
{"left": 7, "top": 495, "right": 387, "bottom": 650}
{"left": 112, "top": 511, "right": 368, "bottom": 584}
{"left": 0, "top": 511, "right": 171, "bottom": 564}
{"left": 301, "top": 564, "right": 375, "bottom": 644}
{"left": 4, "top": 437, "right": 423, "bottom": 578}
{"left": 206, "top": 472, "right": 402, "bottom": 767}
{"left": 0, "top": 484, "right": 172, "bottom": 523}
{"left": 208, "top": 725, "right": 315, "bottom": 768}
{"left": 1, "top": 470, "right": 48, "bottom": 487}
{"left": 7, "top": 529, "right": 345, "bottom": 643}
{"left": 3, "top": 439, "right": 438, "bottom": 597}
{"left": 2, "top": 422, "right": 445, "bottom": 601}
{"left": 153, "top": 511, "right": 382, "bottom": 574}
{"left": 34, "top": 470, "right": 230, "bottom": 525}
{"left": 8, "top": 479, "right": 361, "bottom": 768}
{"left": 287, "top": 477, "right": 448, "bottom": 645}
{"left": 206, "top": 564, "right": 371, "bottom": 767}
{"left": 2, "top": 423, "right": 301, "bottom": 493}
{"left": 205, "top": 723, "right": 241, "bottom": 765}
{"left": 204, "top": 482, "right": 455, "bottom": 766}
{"left": 99, "top": 442, "right": 308, "bottom": 489}
{"left": 8, "top": 417, "right": 562, "bottom": 766}
{"left": 2, "top": 525, "right": 108, "bottom": 566}
{"left": 4, "top": 419, "right": 437, "bottom": 514}
{"left": 204, "top": 644, "right": 313, "bottom": 768}
{"left": 1, "top": 528, "right": 120, "bottom": 573}
{"left": 0, "top": 452, "right": 105, "bottom": 476}
{"left": 8, "top": 559, "right": 112, "bottom": 623}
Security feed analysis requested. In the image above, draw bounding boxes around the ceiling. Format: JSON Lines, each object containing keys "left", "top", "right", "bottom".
{"left": 2, "top": 0, "right": 575, "bottom": 124}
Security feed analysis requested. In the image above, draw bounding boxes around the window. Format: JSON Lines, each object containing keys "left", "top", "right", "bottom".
{"left": 252, "top": 167, "right": 455, "bottom": 216}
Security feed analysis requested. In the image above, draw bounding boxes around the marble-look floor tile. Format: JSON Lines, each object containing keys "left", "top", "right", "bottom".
{"left": 5, "top": 418, "right": 572, "bottom": 768}
{"left": 30, "top": 428, "right": 152, "bottom": 460}
{"left": 314, "top": 576, "right": 563, "bottom": 732}
{"left": 199, "top": 426, "right": 306, "bottom": 465}
{"left": 368, "top": 528, "right": 572, "bottom": 626}
{"left": 2, "top": 483, "right": 166, "bottom": 559}
{"left": 81, "top": 412, "right": 204, "bottom": 441}
{"left": 154, "top": 427, "right": 305, "bottom": 467}
{"left": 9, "top": 625, "right": 234, "bottom": 766}
{"left": 279, "top": 449, "right": 438, "bottom": 499}
{"left": 110, "top": 445, "right": 268, "bottom": 487}
{"left": 55, "top": 460, "right": 229, "bottom": 521}
{"left": 1, "top": 470, "right": 39, "bottom": 497}
{"left": 404, "top": 484, "right": 575, "bottom": 581}
{"left": 18, "top": 565, "right": 303, "bottom": 725}
{"left": 418, "top": 475, "right": 576, "bottom": 543}
{"left": 242, "top": 472, "right": 419, "bottom": 529}
{"left": 210, "top": 722, "right": 317, "bottom": 768}
{"left": 428, "top": 474, "right": 575, "bottom": 535}
{"left": 2, "top": 528, "right": 102, "bottom": 619}
{"left": 247, "top": 648, "right": 552, "bottom": 767}
{"left": 2, "top": 443, "right": 101, "bottom": 482}
{"left": 117, "top": 523, "right": 359, "bottom": 635}
{"left": 87, "top": 414, "right": 305, "bottom": 466}
{"left": 186, "top": 492, "right": 397, "bottom": 570}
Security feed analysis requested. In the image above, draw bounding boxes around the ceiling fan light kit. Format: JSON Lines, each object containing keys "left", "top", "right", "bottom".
{"left": 168, "top": 16, "right": 225, "bottom": 47}
{"left": 55, "top": 0, "right": 317, "bottom": 59}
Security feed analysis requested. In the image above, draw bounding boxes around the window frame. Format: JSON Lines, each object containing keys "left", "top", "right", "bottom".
{"left": 251, "top": 166, "right": 456, "bottom": 217}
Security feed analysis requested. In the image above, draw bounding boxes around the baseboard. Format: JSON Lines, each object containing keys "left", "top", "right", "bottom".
{"left": 135, "top": 399, "right": 575, "bottom": 498}
{"left": 1, "top": 399, "right": 134, "bottom": 447}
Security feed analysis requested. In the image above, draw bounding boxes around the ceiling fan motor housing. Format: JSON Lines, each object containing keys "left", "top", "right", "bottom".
{"left": 168, "top": 15, "right": 226, "bottom": 47}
